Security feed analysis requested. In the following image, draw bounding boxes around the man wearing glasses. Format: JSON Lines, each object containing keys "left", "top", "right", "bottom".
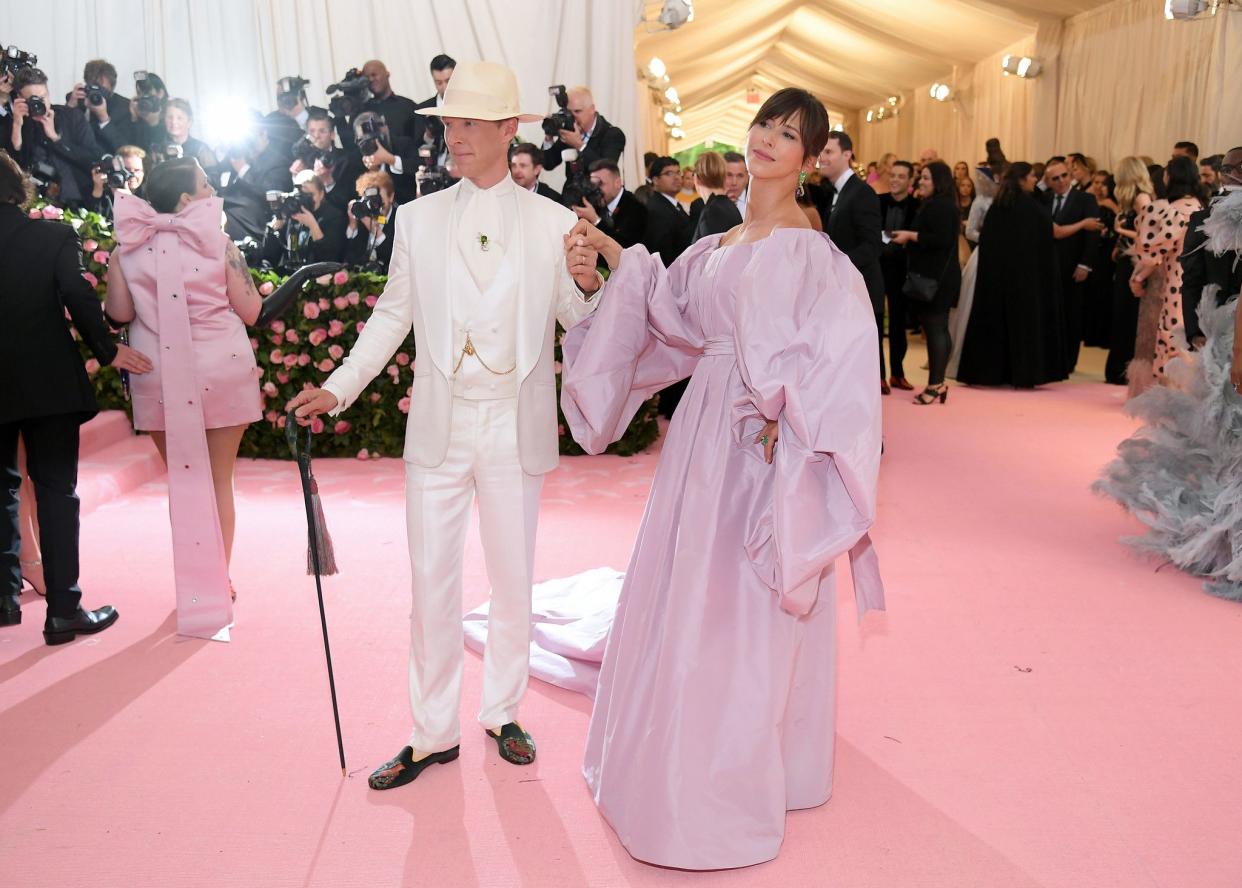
{"left": 1183, "top": 146, "right": 1242, "bottom": 348}
{"left": 643, "top": 156, "right": 693, "bottom": 267}
{"left": 1043, "top": 158, "right": 1101, "bottom": 375}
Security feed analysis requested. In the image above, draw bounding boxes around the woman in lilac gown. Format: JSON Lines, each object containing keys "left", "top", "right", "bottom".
{"left": 559, "top": 89, "right": 885, "bottom": 870}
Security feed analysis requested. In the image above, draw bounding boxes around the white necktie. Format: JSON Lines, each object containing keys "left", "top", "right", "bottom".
{"left": 459, "top": 186, "right": 503, "bottom": 291}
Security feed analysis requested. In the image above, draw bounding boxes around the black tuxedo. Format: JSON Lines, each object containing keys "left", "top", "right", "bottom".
{"left": 542, "top": 113, "right": 625, "bottom": 172}
{"left": 643, "top": 193, "right": 693, "bottom": 267}
{"left": 818, "top": 173, "right": 885, "bottom": 378}
{"left": 691, "top": 193, "right": 741, "bottom": 243}
{"left": 0, "top": 204, "right": 121, "bottom": 618}
{"left": 1181, "top": 205, "right": 1242, "bottom": 342}
{"left": 363, "top": 93, "right": 420, "bottom": 142}
{"left": 534, "top": 181, "right": 562, "bottom": 203}
{"left": 602, "top": 190, "right": 645, "bottom": 249}
{"left": 1042, "top": 187, "right": 1101, "bottom": 371}
{"left": 13, "top": 106, "right": 102, "bottom": 205}
{"left": 221, "top": 148, "right": 295, "bottom": 241}
{"left": 345, "top": 203, "right": 397, "bottom": 270}
{"left": 77, "top": 91, "right": 132, "bottom": 152}
{"left": 878, "top": 192, "right": 921, "bottom": 379}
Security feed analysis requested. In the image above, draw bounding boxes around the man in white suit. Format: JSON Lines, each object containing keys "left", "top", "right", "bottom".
{"left": 289, "top": 62, "right": 603, "bottom": 790}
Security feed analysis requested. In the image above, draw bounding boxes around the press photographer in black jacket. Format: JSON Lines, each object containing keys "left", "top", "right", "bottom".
{"left": 572, "top": 159, "right": 645, "bottom": 249}
{"left": 220, "top": 119, "right": 294, "bottom": 241}
{"left": 344, "top": 170, "right": 397, "bottom": 270}
{"left": 83, "top": 145, "right": 146, "bottom": 221}
{"left": 9, "top": 68, "right": 101, "bottom": 206}
{"left": 261, "top": 171, "right": 347, "bottom": 269}
{"left": 541, "top": 86, "right": 625, "bottom": 173}
{"left": 65, "top": 59, "right": 132, "bottom": 152}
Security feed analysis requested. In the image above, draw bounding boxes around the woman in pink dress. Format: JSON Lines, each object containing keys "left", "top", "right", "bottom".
{"left": 104, "top": 159, "right": 263, "bottom": 639}
{"left": 559, "top": 89, "right": 884, "bottom": 869}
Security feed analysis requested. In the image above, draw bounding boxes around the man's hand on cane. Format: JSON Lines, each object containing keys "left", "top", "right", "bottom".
{"left": 287, "top": 388, "right": 339, "bottom": 426}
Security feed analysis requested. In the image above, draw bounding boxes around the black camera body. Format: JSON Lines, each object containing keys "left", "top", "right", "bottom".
{"left": 562, "top": 162, "right": 608, "bottom": 220}
{"left": 351, "top": 186, "right": 384, "bottom": 221}
{"left": 354, "top": 114, "right": 390, "bottom": 158}
{"left": 86, "top": 83, "right": 107, "bottom": 107}
{"left": 25, "top": 95, "right": 47, "bottom": 119}
{"left": 292, "top": 136, "right": 325, "bottom": 169}
{"left": 327, "top": 68, "right": 370, "bottom": 120}
{"left": 268, "top": 189, "right": 315, "bottom": 220}
{"left": 416, "top": 145, "right": 451, "bottom": 195}
{"left": 1, "top": 45, "right": 36, "bottom": 78}
{"left": 93, "top": 154, "right": 132, "bottom": 189}
{"left": 542, "top": 85, "right": 575, "bottom": 138}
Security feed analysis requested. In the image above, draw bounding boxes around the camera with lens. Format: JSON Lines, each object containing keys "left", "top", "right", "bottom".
{"left": 134, "top": 70, "right": 164, "bottom": 115}
{"left": 148, "top": 142, "right": 183, "bottom": 165}
{"left": 25, "top": 95, "right": 47, "bottom": 119}
{"left": 353, "top": 113, "right": 389, "bottom": 158}
{"left": 85, "top": 83, "right": 107, "bottom": 107}
{"left": 561, "top": 158, "right": 608, "bottom": 220}
{"left": 276, "top": 76, "right": 310, "bottom": 110}
{"left": 292, "top": 136, "right": 324, "bottom": 169}
{"left": 542, "top": 85, "right": 575, "bottom": 138}
{"left": 351, "top": 186, "right": 384, "bottom": 221}
{"left": 0, "top": 45, "right": 37, "bottom": 78}
{"left": 326, "top": 67, "right": 370, "bottom": 120}
{"left": 416, "top": 145, "right": 451, "bottom": 195}
{"left": 267, "top": 189, "right": 315, "bottom": 220}
{"left": 93, "top": 154, "right": 132, "bottom": 189}
{"left": 29, "top": 159, "right": 58, "bottom": 198}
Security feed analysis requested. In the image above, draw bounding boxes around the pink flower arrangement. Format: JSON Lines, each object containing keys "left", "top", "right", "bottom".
{"left": 283, "top": 354, "right": 298, "bottom": 368}
{"left": 297, "top": 354, "right": 311, "bottom": 366}
{"left": 356, "top": 321, "right": 366, "bottom": 334}
{"left": 303, "top": 302, "right": 321, "bottom": 320}
{"left": 395, "top": 352, "right": 410, "bottom": 366}
{"left": 41, "top": 206, "right": 63, "bottom": 220}
{"left": 328, "top": 344, "right": 344, "bottom": 360}
{"left": 347, "top": 291, "right": 360, "bottom": 305}
{"left": 82, "top": 239, "right": 99, "bottom": 252}
{"left": 356, "top": 448, "right": 370, "bottom": 460}
{"left": 365, "top": 294, "right": 378, "bottom": 308}
{"left": 85, "top": 359, "right": 100, "bottom": 375}
{"left": 333, "top": 296, "right": 348, "bottom": 311}
{"left": 310, "top": 417, "right": 325, "bottom": 434}
{"left": 249, "top": 337, "right": 260, "bottom": 350}
{"left": 386, "top": 364, "right": 399, "bottom": 377}
{"left": 308, "top": 328, "right": 328, "bottom": 346}
{"left": 259, "top": 281, "right": 275, "bottom": 296}
{"left": 269, "top": 334, "right": 282, "bottom": 345}
{"left": 92, "top": 250, "right": 110, "bottom": 265}
{"left": 276, "top": 371, "right": 290, "bottom": 384}
{"left": 269, "top": 348, "right": 284, "bottom": 363}
{"left": 317, "top": 358, "right": 336, "bottom": 372}
{"left": 82, "top": 272, "right": 98, "bottom": 288}
{"left": 285, "top": 329, "right": 300, "bottom": 344}
{"left": 329, "top": 320, "right": 345, "bottom": 337}
{"left": 315, "top": 274, "right": 332, "bottom": 285}
{"left": 27, "top": 209, "right": 40, "bottom": 219}
{"left": 333, "top": 270, "right": 349, "bottom": 286}
{"left": 270, "top": 320, "right": 286, "bottom": 334}
{"left": 334, "top": 420, "right": 351, "bottom": 435}
{"left": 398, "top": 397, "right": 411, "bottom": 414}
{"left": 263, "top": 382, "right": 278, "bottom": 397}
{"left": 318, "top": 298, "right": 330, "bottom": 310}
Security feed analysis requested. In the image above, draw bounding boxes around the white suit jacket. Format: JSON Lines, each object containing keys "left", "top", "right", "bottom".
{"left": 323, "top": 180, "right": 599, "bottom": 475}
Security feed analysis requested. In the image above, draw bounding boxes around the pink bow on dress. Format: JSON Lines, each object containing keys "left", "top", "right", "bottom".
{"left": 113, "top": 190, "right": 225, "bottom": 258}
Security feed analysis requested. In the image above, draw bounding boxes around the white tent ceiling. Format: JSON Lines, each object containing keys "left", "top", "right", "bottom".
{"left": 635, "top": 0, "right": 1114, "bottom": 150}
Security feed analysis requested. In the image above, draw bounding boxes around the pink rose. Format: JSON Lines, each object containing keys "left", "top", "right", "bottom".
{"left": 318, "top": 298, "right": 330, "bottom": 310}
{"left": 263, "top": 382, "right": 278, "bottom": 397}
{"left": 395, "top": 352, "right": 410, "bottom": 366}
{"left": 386, "top": 364, "right": 399, "bottom": 377}
{"left": 277, "top": 415, "right": 287, "bottom": 429}
{"left": 297, "top": 353, "right": 311, "bottom": 366}
{"left": 82, "top": 272, "right": 98, "bottom": 288}
{"left": 265, "top": 410, "right": 279, "bottom": 423}
{"left": 369, "top": 393, "right": 381, "bottom": 403}
{"left": 334, "top": 420, "right": 351, "bottom": 435}
{"left": 347, "top": 291, "right": 360, "bottom": 306}
{"left": 333, "top": 270, "right": 349, "bottom": 286}
{"left": 365, "top": 294, "right": 378, "bottom": 308}
{"left": 259, "top": 281, "right": 275, "bottom": 296}
{"left": 269, "top": 349, "right": 283, "bottom": 363}
{"left": 92, "top": 250, "right": 110, "bottom": 265}
{"left": 283, "top": 355, "right": 298, "bottom": 368}
{"left": 270, "top": 334, "right": 282, "bottom": 345}
{"left": 285, "top": 329, "right": 300, "bottom": 344}
{"left": 270, "top": 320, "right": 286, "bottom": 334}
{"left": 317, "top": 358, "right": 336, "bottom": 372}
{"left": 310, "top": 417, "right": 325, "bottom": 434}
{"left": 328, "top": 344, "right": 344, "bottom": 361}
{"left": 28, "top": 209, "right": 41, "bottom": 218}
{"left": 356, "top": 321, "right": 366, "bottom": 334}
{"left": 356, "top": 448, "right": 370, "bottom": 460}
{"left": 85, "top": 359, "right": 100, "bottom": 375}
{"left": 328, "top": 320, "right": 345, "bottom": 337}
{"left": 249, "top": 337, "right": 260, "bottom": 350}
{"left": 398, "top": 397, "right": 411, "bottom": 414}
{"left": 82, "top": 239, "right": 99, "bottom": 252}
{"left": 41, "top": 206, "right": 63, "bottom": 219}
{"left": 315, "top": 274, "right": 331, "bottom": 286}
{"left": 303, "top": 301, "right": 320, "bottom": 320}
{"left": 333, "top": 296, "right": 348, "bottom": 311}
{"left": 276, "top": 371, "right": 290, "bottom": 384}
{"left": 308, "top": 328, "right": 328, "bottom": 346}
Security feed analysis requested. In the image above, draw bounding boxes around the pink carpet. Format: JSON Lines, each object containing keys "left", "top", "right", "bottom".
{"left": 3, "top": 369, "right": 1241, "bottom": 887}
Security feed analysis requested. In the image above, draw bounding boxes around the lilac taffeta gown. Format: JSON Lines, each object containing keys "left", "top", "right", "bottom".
{"left": 558, "top": 229, "right": 885, "bottom": 870}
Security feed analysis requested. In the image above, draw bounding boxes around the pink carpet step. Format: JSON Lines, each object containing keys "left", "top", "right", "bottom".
{"left": 77, "top": 434, "right": 165, "bottom": 515}
{"left": 80, "top": 410, "right": 137, "bottom": 459}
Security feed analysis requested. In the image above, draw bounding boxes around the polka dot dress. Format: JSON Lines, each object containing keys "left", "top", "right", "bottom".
{"left": 1135, "top": 197, "right": 1199, "bottom": 380}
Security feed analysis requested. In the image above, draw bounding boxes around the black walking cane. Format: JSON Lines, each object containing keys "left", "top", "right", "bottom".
{"left": 286, "top": 411, "right": 346, "bottom": 775}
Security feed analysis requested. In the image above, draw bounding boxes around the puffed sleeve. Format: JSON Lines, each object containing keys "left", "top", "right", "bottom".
{"left": 733, "top": 232, "right": 885, "bottom": 618}
{"left": 560, "top": 237, "right": 718, "bottom": 453}
{"left": 1134, "top": 202, "right": 1169, "bottom": 262}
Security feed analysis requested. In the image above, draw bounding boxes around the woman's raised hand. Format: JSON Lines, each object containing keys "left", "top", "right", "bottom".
{"left": 566, "top": 219, "right": 623, "bottom": 272}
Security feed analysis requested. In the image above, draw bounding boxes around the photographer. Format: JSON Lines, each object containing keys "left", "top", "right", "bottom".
{"left": 219, "top": 119, "right": 293, "bottom": 240}
{"left": 344, "top": 170, "right": 397, "bottom": 270}
{"left": 9, "top": 67, "right": 101, "bottom": 206}
{"left": 65, "top": 59, "right": 131, "bottom": 151}
{"left": 84, "top": 145, "right": 146, "bottom": 220}
{"left": 509, "top": 142, "right": 560, "bottom": 201}
{"left": 353, "top": 111, "right": 416, "bottom": 204}
{"left": 261, "top": 171, "right": 346, "bottom": 269}
{"left": 0, "top": 69, "right": 13, "bottom": 151}
{"left": 412, "top": 54, "right": 454, "bottom": 165}
{"left": 573, "top": 158, "right": 644, "bottom": 249}
{"left": 125, "top": 71, "right": 168, "bottom": 158}
{"left": 360, "top": 60, "right": 419, "bottom": 141}
{"left": 153, "top": 98, "right": 218, "bottom": 173}
{"left": 540, "top": 86, "right": 625, "bottom": 173}
{"left": 294, "top": 108, "right": 358, "bottom": 214}
{"left": 264, "top": 75, "right": 312, "bottom": 160}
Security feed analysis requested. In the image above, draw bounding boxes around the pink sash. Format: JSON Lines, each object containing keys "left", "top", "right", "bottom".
{"left": 115, "top": 193, "right": 233, "bottom": 640}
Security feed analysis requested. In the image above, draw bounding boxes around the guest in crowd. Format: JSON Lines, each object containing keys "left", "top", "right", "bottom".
{"left": 262, "top": 171, "right": 347, "bottom": 267}
{"left": 891, "top": 160, "right": 961, "bottom": 404}
{"left": 723, "top": 150, "right": 750, "bottom": 214}
{"left": 1127, "top": 155, "right": 1208, "bottom": 397}
{"left": 956, "top": 174, "right": 976, "bottom": 227}
{"left": 871, "top": 152, "right": 897, "bottom": 195}
{"left": 1068, "top": 153, "right": 1095, "bottom": 190}
{"left": 1199, "top": 155, "right": 1222, "bottom": 197}
{"left": 879, "top": 160, "right": 919, "bottom": 390}
{"left": 1042, "top": 158, "right": 1102, "bottom": 375}
{"left": 1082, "top": 170, "right": 1119, "bottom": 347}
{"left": 953, "top": 161, "right": 970, "bottom": 183}
{"left": 675, "top": 166, "right": 697, "bottom": 213}
{"left": 508, "top": 142, "right": 560, "bottom": 202}
{"left": 155, "top": 98, "right": 217, "bottom": 172}
{"left": 1172, "top": 141, "right": 1199, "bottom": 161}
{"left": 947, "top": 163, "right": 1001, "bottom": 378}
{"left": 1182, "top": 146, "right": 1242, "bottom": 346}
{"left": 104, "top": 158, "right": 264, "bottom": 635}
{"left": 643, "top": 156, "right": 692, "bottom": 268}
{"left": 957, "top": 162, "right": 1065, "bottom": 388}
{"left": 689, "top": 151, "right": 741, "bottom": 242}
{"left": 633, "top": 151, "right": 658, "bottom": 206}
{"left": 1104, "top": 157, "right": 1156, "bottom": 384}
{"left": 1148, "top": 163, "right": 1167, "bottom": 199}
{"left": 0, "top": 152, "right": 148, "bottom": 643}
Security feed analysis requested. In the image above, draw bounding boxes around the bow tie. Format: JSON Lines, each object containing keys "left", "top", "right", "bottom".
{"left": 114, "top": 191, "right": 225, "bottom": 258}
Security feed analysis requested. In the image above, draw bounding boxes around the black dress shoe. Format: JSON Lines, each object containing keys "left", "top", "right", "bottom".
{"left": 1, "top": 592, "right": 20, "bottom": 627}
{"left": 367, "top": 745, "right": 459, "bottom": 790}
{"left": 43, "top": 605, "right": 118, "bottom": 646}
{"left": 486, "top": 722, "right": 536, "bottom": 765}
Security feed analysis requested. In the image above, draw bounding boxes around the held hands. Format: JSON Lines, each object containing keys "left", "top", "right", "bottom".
{"left": 889, "top": 230, "right": 916, "bottom": 245}
{"left": 111, "top": 344, "right": 154, "bottom": 374}
{"left": 566, "top": 219, "right": 621, "bottom": 272}
{"left": 286, "top": 388, "right": 339, "bottom": 425}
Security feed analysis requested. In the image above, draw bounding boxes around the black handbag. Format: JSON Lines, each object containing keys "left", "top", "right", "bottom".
{"left": 903, "top": 251, "right": 955, "bottom": 304}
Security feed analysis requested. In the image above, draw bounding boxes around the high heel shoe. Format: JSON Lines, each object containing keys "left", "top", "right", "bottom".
{"left": 913, "top": 384, "right": 948, "bottom": 405}
{"left": 20, "top": 559, "right": 45, "bottom": 597}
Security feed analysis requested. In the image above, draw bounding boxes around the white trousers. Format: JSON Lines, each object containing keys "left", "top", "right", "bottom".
{"left": 404, "top": 397, "right": 542, "bottom": 751}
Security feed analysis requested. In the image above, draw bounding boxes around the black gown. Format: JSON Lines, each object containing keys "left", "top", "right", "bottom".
{"left": 957, "top": 193, "right": 1067, "bottom": 387}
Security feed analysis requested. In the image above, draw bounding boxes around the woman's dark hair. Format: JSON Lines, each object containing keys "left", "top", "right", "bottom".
{"left": 993, "top": 161, "right": 1033, "bottom": 209}
{"left": 0, "top": 151, "right": 34, "bottom": 205}
{"left": 144, "top": 158, "right": 200, "bottom": 213}
{"left": 1165, "top": 155, "right": 1207, "bottom": 204}
{"left": 923, "top": 160, "right": 956, "bottom": 202}
{"left": 1147, "top": 164, "right": 1166, "bottom": 199}
{"left": 748, "top": 87, "right": 830, "bottom": 161}
{"left": 1093, "top": 171, "right": 1116, "bottom": 201}
{"left": 985, "top": 137, "right": 1007, "bottom": 166}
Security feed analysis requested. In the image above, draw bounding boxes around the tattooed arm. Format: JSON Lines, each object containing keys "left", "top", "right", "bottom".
{"left": 224, "top": 240, "right": 263, "bottom": 325}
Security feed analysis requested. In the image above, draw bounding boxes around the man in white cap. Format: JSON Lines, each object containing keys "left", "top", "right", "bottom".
{"left": 288, "top": 61, "right": 603, "bottom": 790}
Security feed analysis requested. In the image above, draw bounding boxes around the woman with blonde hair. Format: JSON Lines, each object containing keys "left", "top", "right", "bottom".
{"left": 1104, "top": 157, "right": 1156, "bottom": 384}
{"left": 872, "top": 152, "right": 897, "bottom": 195}
{"left": 690, "top": 150, "right": 742, "bottom": 242}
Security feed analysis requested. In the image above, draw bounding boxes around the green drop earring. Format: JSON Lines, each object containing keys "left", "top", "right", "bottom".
{"left": 796, "top": 170, "right": 807, "bottom": 198}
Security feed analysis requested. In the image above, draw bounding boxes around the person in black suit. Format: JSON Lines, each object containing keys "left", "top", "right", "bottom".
{"left": 1042, "top": 158, "right": 1102, "bottom": 374}
{"left": 689, "top": 151, "right": 741, "bottom": 242}
{"left": 815, "top": 131, "right": 887, "bottom": 392}
{"left": 345, "top": 170, "right": 398, "bottom": 270}
{"left": 540, "top": 87, "right": 625, "bottom": 173}
{"left": 353, "top": 111, "right": 417, "bottom": 205}
{"left": 262, "top": 76, "right": 314, "bottom": 163}
{"left": 65, "top": 60, "right": 132, "bottom": 153}
{"left": 9, "top": 68, "right": 102, "bottom": 207}
{"left": 1183, "top": 146, "right": 1242, "bottom": 345}
{"left": 878, "top": 160, "right": 920, "bottom": 390}
{"left": 411, "top": 55, "right": 455, "bottom": 163}
{"left": 572, "top": 159, "right": 645, "bottom": 250}
{"left": 509, "top": 142, "right": 561, "bottom": 202}
{"left": 643, "top": 156, "right": 693, "bottom": 267}
{"left": 220, "top": 120, "right": 294, "bottom": 241}
{"left": 0, "top": 153, "right": 150, "bottom": 642}
{"left": 262, "top": 172, "right": 347, "bottom": 269}
{"left": 83, "top": 145, "right": 147, "bottom": 221}
{"left": 360, "top": 60, "right": 420, "bottom": 142}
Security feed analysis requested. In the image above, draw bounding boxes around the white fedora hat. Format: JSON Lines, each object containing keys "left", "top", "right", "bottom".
{"left": 416, "top": 61, "right": 541, "bottom": 123}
